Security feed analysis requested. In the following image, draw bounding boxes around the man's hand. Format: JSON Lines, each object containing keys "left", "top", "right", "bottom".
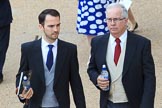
{"left": 19, "top": 88, "right": 34, "bottom": 99}
{"left": 97, "top": 75, "right": 109, "bottom": 90}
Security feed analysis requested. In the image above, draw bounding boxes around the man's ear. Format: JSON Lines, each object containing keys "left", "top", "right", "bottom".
{"left": 125, "top": 18, "right": 129, "bottom": 26}
{"left": 38, "top": 24, "right": 43, "bottom": 30}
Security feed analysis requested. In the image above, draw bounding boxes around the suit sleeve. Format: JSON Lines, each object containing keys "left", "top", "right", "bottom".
{"left": 87, "top": 38, "right": 100, "bottom": 88}
{"left": 16, "top": 44, "right": 29, "bottom": 103}
{"left": 140, "top": 40, "right": 156, "bottom": 108}
{"left": 16, "top": 44, "right": 29, "bottom": 87}
{"left": 70, "top": 45, "right": 86, "bottom": 108}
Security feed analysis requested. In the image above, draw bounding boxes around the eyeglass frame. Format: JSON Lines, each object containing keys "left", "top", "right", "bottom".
{"left": 105, "top": 17, "right": 126, "bottom": 23}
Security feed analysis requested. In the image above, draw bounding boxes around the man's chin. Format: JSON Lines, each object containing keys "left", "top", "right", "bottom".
{"left": 110, "top": 31, "right": 118, "bottom": 34}
{"left": 51, "top": 34, "right": 58, "bottom": 38}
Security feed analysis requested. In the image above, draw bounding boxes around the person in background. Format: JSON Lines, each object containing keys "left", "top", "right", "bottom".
{"left": 87, "top": 3, "right": 155, "bottom": 108}
{"left": 128, "top": 8, "right": 138, "bottom": 32}
{"left": 76, "top": 0, "right": 116, "bottom": 45}
{"left": 0, "top": 0, "right": 13, "bottom": 83}
{"left": 16, "top": 9, "right": 86, "bottom": 108}
{"left": 116, "top": 0, "right": 138, "bottom": 32}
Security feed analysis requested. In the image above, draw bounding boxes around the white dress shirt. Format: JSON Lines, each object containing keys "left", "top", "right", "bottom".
{"left": 41, "top": 38, "right": 58, "bottom": 66}
{"left": 109, "top": 30, "right": 128, "bottom": 56}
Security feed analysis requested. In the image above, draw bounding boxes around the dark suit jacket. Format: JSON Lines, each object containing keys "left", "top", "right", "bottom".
{"left": 87, "top": 31, "right": 156, "bottom": 108}
{"left": 16, "top": 39, "right": 86, "bottom": 108}
{"left": 0, "top": 0, "right": 12, "bottom": 27}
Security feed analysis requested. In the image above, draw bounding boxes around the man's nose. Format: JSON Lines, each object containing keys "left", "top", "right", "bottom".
{"left": 53, "top": 26, "right": 58, "bottom": 31}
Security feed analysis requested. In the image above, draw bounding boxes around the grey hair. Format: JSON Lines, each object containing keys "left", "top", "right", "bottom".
{"left": 106, "top": 3, "right": 128, "bottom": 18}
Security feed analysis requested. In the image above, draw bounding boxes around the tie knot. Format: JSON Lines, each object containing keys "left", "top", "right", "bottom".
{"left": 115, "top": 38, "right": 120, "bottom": 44}
{"left": 48, "top": 45, "right": 53, "bottom": 50}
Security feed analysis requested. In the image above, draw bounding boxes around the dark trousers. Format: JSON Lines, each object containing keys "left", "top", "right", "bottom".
{"left": 0, "top": 24, "right": 10, "bottom": 78}
{"left": 107, "top": 100, "right": 131, "bottom": 108}
{"left": 40, "top": 107, "right": 59, "bottom": 108}
{"left": 23, "top": 105, "right": 59, "bottom": 108}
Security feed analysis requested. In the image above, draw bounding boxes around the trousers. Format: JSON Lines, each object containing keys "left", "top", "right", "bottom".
{"left": 0, "top": 24, "right": 11, "bottom": 78}
{"left": 107, "top": 100, "right": 131, "bottom": 108}
{"left": 23, "top": 104, "right": 59, "bottom": 108}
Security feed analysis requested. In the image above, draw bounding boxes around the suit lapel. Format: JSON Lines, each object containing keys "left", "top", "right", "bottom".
{"left": 54, "top": 40, "right": 66, "bottom": 85}
{"left": 123, "top": 32, "right": 136, "bottom": 76}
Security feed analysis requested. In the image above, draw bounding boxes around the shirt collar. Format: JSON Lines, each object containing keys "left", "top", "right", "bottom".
{"left": 41, "top": 37, "right": 58, "bottom": 48}
{"left": 109, "top": 30, "right": 127, "bottom": 44}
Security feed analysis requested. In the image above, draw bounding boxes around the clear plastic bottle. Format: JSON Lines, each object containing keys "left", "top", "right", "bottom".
{"left": 22, "top": 76, "right": 30, "bottom": 92}
{"left": 100, "top": 64, "right": 109, "bottom": 91}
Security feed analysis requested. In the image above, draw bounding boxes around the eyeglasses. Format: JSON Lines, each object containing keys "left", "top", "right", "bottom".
{"left": 105, "top": 18, "right": 125, "bottom": 23}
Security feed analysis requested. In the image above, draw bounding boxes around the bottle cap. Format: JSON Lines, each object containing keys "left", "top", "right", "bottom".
{"left": 102, "top": 64, "right": 106, "bottom": 68}
{"left": 102, "top": 64, "right": 107, "bottom": 70}
{"left": 23, "top": 76, "right": 28, "bottom": 81}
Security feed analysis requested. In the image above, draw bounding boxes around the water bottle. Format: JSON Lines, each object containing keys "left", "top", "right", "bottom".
{"left": 22, "top": 76, "right": 30, "bottom": 92}
{"left": 100, "top": 64, "right": 109, "bottom": 91}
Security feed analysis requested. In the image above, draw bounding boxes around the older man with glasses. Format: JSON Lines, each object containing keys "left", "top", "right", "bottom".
{"left": 87, "top": 3, "right": 155, "bottom": 108}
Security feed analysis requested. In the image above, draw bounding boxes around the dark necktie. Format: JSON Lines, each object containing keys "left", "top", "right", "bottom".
{"left": 46, "top": 45, "right": 54, "bottom": 71}
{"left": 114, "top": 38, "right": 121, "bottom": 65}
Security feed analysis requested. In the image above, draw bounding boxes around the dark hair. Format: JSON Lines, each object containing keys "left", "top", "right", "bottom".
{"left": 38, "top": 9, "right": 60, "bottom": 25}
